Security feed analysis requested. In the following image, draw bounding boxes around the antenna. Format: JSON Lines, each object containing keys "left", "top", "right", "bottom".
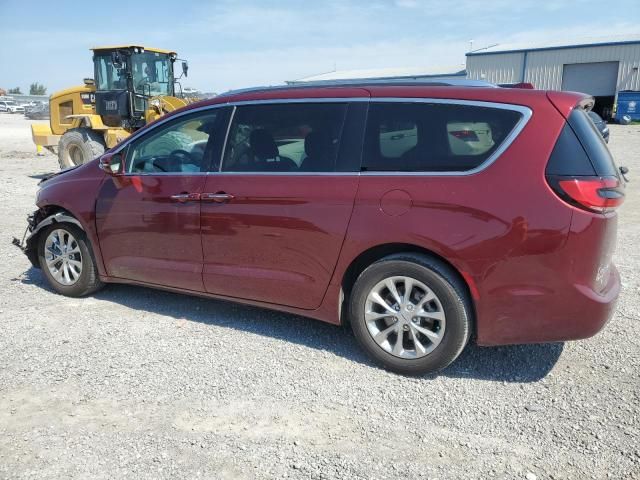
{"left": 469, "top": 40, "right": 474, "bottom": 52}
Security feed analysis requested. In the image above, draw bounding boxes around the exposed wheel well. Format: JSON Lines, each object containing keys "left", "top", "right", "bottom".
{"left": 32, "top": 205, "right": 73, "bottom": 227}
{"left": 26, "top": 205, "right": 83, "bottom": 258}
{"left": 34, "top": 205, "right": 69, "bottom": 225}
{"left": 340, "top": 243, "right": 476, "bottom": 335}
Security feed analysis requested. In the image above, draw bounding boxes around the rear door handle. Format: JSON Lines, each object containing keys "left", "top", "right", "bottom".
{"left": 170, "top": 192, "right": 201, "bottom": 203}
{"left": 201, "top": 192, "right": 235, "bottom": 203}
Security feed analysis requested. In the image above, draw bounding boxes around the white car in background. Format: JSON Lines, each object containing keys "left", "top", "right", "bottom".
{"left": 379, "top": 121, "right": 496, "bottom": 158}
{"left": 447, "top": 122, "right": 495, "bottom": 155}
{"left": 0, "top": 100, "right": 25, "bottom": 114}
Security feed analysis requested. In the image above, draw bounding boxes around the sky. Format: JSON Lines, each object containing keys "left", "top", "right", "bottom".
{"left": 0, "top": 0, "right": 638, "bottom": 95}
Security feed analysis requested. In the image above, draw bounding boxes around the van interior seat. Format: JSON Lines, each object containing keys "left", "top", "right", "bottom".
{"left": 300, "top": 130, "right": 334, "bottom": 172}
{"left": 249, "top": 129, "right": 296, "bottom": 172}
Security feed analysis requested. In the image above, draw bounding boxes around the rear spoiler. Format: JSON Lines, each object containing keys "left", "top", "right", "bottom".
{"left": 547, "top": 91, "right": 594, "bottom": 119}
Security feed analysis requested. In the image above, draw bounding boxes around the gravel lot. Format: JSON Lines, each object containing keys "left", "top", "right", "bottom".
{"left": 0, "top": 113, "right": 638, "bottom": 479}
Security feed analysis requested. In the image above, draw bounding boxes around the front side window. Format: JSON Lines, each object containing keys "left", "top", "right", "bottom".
{"left": 126, "top": 110, "right": 220, "bottom": 174}
{"left": 131, "top": 52, "right": 172, "bottom": 97}
{"left": 363, "top": 102, "right": 522, "bottom": 172}
{"left": 221, "top": 103, "right": 348, "bottom": 173}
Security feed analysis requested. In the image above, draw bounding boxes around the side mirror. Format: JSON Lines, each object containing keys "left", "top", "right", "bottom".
{"left": 182, "top": 61, "right": 189, "bottom": 78}
{"left": 99, "top": 153, "right": 123, "bottom": 175}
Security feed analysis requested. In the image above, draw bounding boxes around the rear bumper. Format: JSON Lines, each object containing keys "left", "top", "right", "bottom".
{"left": 477, "top": 264, "right": 620, "bottom": 346}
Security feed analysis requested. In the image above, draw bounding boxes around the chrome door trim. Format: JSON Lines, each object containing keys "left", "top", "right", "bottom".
{"left": 110, "top": 96, "right": 532, "bottom": 178}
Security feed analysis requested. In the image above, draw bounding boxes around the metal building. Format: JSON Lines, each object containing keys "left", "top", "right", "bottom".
{"left": 466, "top": 35, "right": 640, "bottom": 118}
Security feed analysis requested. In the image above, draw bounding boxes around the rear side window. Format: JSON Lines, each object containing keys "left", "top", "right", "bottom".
{"left": 362, "top": 102, "right": 523, "bottom": 172}
{"left": 221, "top": 103, "right": 348, "bottom": 173}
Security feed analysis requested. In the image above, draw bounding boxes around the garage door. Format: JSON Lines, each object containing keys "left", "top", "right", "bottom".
{"left": 561, "top": 62, "right": 619, "bottom": 96}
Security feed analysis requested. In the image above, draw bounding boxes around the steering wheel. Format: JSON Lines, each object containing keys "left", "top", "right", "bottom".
{"left": 150, "top": 157, "right": 168, "bottom": 172}
{"left": 170, "top": 149, "right": 194, "bottom": 162}
{"left": 149, "top": 150, "right": 194, "bottom": 172}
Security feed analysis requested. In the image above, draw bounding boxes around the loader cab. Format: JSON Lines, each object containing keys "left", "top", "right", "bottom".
{"left": 92, "top": 46, "right": 178, "bottom": 128}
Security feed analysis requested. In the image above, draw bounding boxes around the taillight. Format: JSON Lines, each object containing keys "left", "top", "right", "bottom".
{"left": 547, "top": 176, "right": 624, "bottom": 213}
{"left": 449, "top": 130, "right": 479, "bottom": 141}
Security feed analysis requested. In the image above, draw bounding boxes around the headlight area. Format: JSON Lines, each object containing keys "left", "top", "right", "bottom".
{"left": 13, "top": 207, "right": 65, "bottom": 269}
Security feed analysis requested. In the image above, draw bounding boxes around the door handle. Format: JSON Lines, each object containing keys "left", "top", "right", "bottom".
{"left": 201, "top": 192, "right": 235, "bottom": 203}
{"left": 170, "top": 192, "right": 201, "bottom": 203}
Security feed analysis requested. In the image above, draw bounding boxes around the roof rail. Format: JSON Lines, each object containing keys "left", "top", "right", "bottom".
{"left": 219, "top": 78, "right": 497, "bottom": 97}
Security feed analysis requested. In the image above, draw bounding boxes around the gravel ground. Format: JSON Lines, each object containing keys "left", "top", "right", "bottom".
{"left": 0, "top": 113, "right": 638, "bottom": 479}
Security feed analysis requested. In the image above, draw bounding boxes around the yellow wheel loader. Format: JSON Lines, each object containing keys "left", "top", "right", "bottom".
{"left": 31, "top": 45, "right": 192, "bottom": 168}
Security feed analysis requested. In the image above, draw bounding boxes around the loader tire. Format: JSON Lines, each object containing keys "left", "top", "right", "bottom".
{"left": 139, "top": 131, "right": 193, "bottom": 157}
{"left": 58, "top": 128, "right": 106, "bottom": 169}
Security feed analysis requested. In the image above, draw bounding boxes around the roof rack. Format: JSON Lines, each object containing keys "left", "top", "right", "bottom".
{"left": 219, "top": 78, "right": 497, "bottom": 97}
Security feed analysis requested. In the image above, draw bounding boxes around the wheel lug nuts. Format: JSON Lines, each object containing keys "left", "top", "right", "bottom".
{"left": 403, "top": 325, "right": 410, "bottom": 331}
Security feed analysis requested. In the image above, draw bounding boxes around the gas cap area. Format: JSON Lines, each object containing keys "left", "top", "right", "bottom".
{"left": 380, "top": 189, "right": 413, "bottom": 216}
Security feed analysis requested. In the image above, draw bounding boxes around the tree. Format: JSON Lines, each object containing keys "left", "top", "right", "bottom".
{"left": 8, "top": 87, "right": 22, "bottom": 94}
{"left": 0, "top": 88, "right": 6, "bottom": 97}
{"left": 29, "top": 82, "right": 47, "bottom": 96}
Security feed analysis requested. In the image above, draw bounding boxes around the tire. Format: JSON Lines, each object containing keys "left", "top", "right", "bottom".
{"left": 37, "top": 223, "right": 104, "bottom": 297}
{"left": 349, "top": 253, "right": 472, "bottom": 375}
{"left": 619, "top": 115, "right": 632, "bottom": 126}
{"left": 57, "top": 128, "right": 106, "bottom": 169}
{"left": 140, "top": 130, "right": 193, "bottom": 157}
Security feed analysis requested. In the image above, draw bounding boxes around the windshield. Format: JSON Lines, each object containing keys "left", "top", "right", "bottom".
{"left": 131, "top": 52, "right": 173, "bottom": 97}
{"left": 94, "top": 54, "right": 125, "bottom": 90}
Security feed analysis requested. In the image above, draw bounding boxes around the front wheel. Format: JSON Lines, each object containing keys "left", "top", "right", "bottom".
{"left": 349, "top": 254, "right": 472, "bottom": 375}
{"left": 37, "top": 223, "right": 104, "bottom": 297}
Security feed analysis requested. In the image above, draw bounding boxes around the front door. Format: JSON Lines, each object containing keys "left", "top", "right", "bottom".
{"left": 96, "top": 107, "right": 229, "bottom": 291}
{"left": 200, "top": 102, "right": 364, "bottom": 309}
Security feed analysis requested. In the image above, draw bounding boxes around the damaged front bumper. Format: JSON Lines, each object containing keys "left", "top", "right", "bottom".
{"left": 12, "top": 212, "right": 40, "bottom": 267}
{"left": 13, "top": 210, "right": 86, "bottom": 269}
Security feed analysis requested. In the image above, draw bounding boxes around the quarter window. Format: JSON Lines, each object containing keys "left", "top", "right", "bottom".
{"left": 363, "top": 102, "right": 522, "bottom": 172}
{"left": 221, "top": 103, "right": 348, "bottom": 173}
{"left": 125, "top": 110, "right": 221, "bottom": 174}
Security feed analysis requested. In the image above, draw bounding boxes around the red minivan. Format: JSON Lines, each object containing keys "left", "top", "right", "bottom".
{"left": 18, "top": 81, "right": 625, "bottom": 374}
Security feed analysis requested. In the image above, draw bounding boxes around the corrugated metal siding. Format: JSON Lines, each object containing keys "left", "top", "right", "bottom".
{"left": 525, "top": 44, "right": 640, "bottom": 91}
{"left": 466, "top": 53, "right": 524, "bottom": 84}
{"left": 467, "top": 43, "right": 640, "bottom": 92}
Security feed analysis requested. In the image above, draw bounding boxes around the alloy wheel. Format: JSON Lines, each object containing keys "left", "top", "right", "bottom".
{"left": 364, "top": 276, "right": 446, "bottom": 359}
{"left": 44, "top": 228, "right": 83, "bottom": 286}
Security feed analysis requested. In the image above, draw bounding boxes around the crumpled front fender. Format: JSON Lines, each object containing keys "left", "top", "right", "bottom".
{"left": 20, "top": 211, "right": 85, "bottom": 268}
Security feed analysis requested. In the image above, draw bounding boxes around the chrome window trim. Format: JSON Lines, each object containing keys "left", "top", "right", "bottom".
{"left": 213, "top": 171, "right": 359, "bottom": 176}
{"left": 360, "top": 97, "right": 532, "bottom": 177}
{"left": 112, "top": 96, "right": 532, "bottom": 177}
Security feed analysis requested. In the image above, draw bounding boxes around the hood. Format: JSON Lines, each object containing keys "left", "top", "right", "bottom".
{"left": 38, "top": 165, "right": 81, "bottom": 185}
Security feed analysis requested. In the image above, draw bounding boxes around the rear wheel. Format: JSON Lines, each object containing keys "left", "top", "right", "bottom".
{"left": 349, "top": 253, "right": 471, "bottom": 375}
{"left": 57, "top": 128, "right": 106, "bottom": 169}
{"left": 37, "top": 223, "right": 104, "bottom": 297}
